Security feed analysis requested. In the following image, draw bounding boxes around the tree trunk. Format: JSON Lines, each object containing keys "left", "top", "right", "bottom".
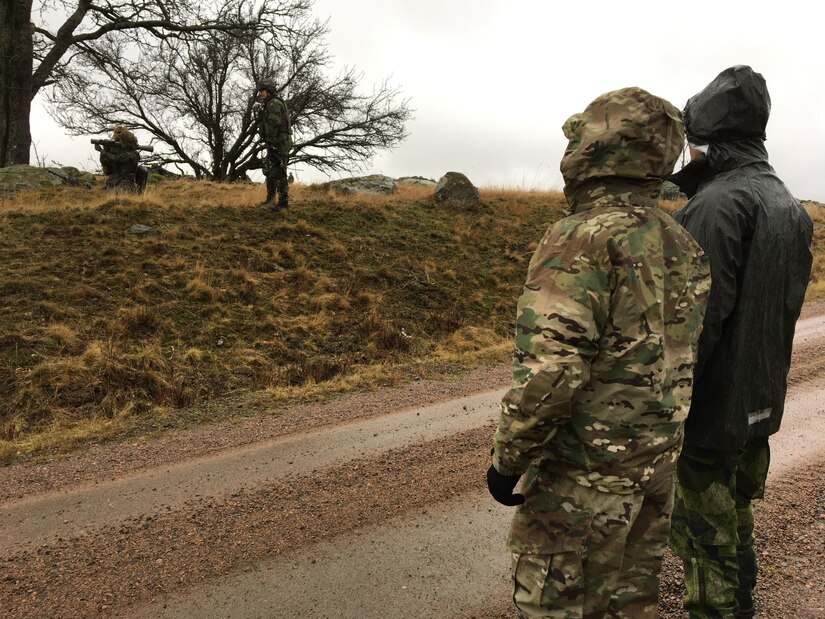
{"left": 0, "top": 0, "right": 34, "bottom": 167}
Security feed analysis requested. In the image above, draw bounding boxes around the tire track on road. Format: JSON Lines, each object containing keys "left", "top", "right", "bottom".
{"left": 0, "top": 390, "right": 502, "bottom": 555}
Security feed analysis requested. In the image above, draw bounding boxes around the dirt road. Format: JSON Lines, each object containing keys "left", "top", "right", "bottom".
{"left": 2, "top": 312, "right": 824, "bottom": 618}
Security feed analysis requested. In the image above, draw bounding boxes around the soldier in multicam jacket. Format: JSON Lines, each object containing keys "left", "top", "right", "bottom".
{"left": 256, "top": 79, "right": 293, "bottom": 211}
{"left": 487, "top": 87, "right": 711, "bottom": 618}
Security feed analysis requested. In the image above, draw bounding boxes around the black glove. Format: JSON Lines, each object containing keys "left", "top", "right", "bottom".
{"left": 486, "top": 465, "right": 525, "bottom": 506}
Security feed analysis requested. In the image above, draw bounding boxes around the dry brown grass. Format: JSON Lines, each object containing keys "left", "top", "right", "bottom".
{"left": 0, "top": 178, "right": 568, "bottom": 459}
{"left": 658, "top": 198, "right": 686, "bottom": 214}
{"left": 804, "top": 201, "right": 825, "bottom": 222}
{"left": 3, "top": 177, "right": 820, "bottom": 460}
{"left": 806, "top": 202, "right": 825, "bottom": 299}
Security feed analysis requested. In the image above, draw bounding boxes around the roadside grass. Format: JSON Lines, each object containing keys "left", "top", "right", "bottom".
{"left": 805, "top": 202, "right": 825, "bottom": 299}
{"left": 0, "top": 179, "right": 566, "bottom": 461}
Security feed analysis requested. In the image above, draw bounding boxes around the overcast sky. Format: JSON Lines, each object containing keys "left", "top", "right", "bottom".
{"left": 30, "top": 0, "right": 825, "bottom": 201}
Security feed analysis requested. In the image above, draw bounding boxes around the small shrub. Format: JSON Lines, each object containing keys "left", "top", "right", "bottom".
{"left": 118, "top": 305, "right": 161, "bottom": 337}
{"left": 185, "top": 275, "right": 219, "bottom": 302}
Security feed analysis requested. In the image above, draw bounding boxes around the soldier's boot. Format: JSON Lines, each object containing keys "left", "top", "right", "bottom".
{"left": 271, "top": 181, "right": 289, "bottom": 212}
{"left": 259, "top": 177, "right": 277, "bottom": 206}
{"left": 735, "top": 591, "right": 754, "bottom": 618}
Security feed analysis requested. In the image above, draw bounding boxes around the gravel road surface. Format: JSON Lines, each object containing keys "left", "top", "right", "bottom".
{"left": 2, "top": 310, "right": 824, "bottom": 618}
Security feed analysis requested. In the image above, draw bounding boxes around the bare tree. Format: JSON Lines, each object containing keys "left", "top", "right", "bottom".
{"left": 47, "top": 3, "right": 412, "bottom": 181}
{"left": 0, "top": 0, "right": 294, "bottom": 166}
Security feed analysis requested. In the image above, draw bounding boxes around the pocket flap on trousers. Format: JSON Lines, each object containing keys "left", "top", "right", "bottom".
{"left": 507, "top": 505, "right": 593, "bottom": 554}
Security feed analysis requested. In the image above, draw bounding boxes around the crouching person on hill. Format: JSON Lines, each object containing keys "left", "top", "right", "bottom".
{"left": 95, "top": 125, "right": 148, "bottom": 194}
{"left": 487, "top": 87, "right": 711, "bottom": 618}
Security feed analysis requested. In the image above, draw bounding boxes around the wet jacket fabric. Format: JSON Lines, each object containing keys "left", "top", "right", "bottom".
{"left": 670, "top": 66, "right": 814, "bottom": 451}
{"left": 671, "top": 142, "right": 813, "bottom": 450}
{"left": 493, "top": 88, "right": 711, "bottom": 497}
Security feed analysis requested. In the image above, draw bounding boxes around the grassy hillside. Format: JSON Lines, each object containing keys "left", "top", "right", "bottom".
{"left": 0, "top": 181, "right": 567, "bottom": 459}
{"left": 1, "top": 181, "right": 822, "bottom": 461}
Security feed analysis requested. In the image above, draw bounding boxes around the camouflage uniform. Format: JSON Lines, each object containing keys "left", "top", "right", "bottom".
{"left": 669, "top": 440, "right": 769, "bottom": 619}
{"left": 491, "top": 87, "right": 711, "bottom": 618}
{"left": 257, "top": 82, "right": 293, "bottom": 209}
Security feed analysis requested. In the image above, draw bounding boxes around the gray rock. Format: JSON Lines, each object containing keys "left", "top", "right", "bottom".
{"left": 128, "top": 224, "right": 152, "bottom": 235}
{"left": 318, "top": 174, "right": 397, "bottom": 196}
{"left": 396, "top": 176, "right": 437, "bottom": 187}
{"left": 0, "top": 164, "right": 95, "bottom": 193}
{"left": 434, "top": 172, "right": 481, "bottom": 208}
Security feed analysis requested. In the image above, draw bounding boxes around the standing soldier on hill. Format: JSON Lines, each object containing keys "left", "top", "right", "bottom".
{"left": 95, "top": 125, "right": 148, "bottom": 194}
{"left": 667, "top": 65, "right": 813, "bottom": 619}
{"left": 487, "top": 87, "right": 711, "bottom": 618}
{"left": 255, "top": 79, "right": 293, "bottom": 211}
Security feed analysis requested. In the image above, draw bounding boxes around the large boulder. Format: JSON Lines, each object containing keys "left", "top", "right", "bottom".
{"left": 318, "top": 174, "right": 397, "bottom": 196}
{"left": 434, "top": 171, "right": 481, "bottom": 208}
{"left": 0, "top": 164, "right": 94, "bottom": 193}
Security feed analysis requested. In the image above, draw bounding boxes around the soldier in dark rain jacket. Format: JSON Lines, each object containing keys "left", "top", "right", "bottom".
{"left": 668, "top": 65, "right": 813, "bottom": 619}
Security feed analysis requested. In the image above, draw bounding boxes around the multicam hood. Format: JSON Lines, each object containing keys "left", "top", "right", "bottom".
{"left": 683, "top": 65, "right": 770, "bottom": 145}
{"left": 560, "top": 87, "right": 684, "bottom": 211}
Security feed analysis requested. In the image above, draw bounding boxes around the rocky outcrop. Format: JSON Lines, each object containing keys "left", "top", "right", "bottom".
{"left": 434, "top": 172, "right": 481, "bottom": 209}
{"left": 318, "top": 174, "right": 397, "bottom": 196}
{"left": 0, "top": 165, "right": 95, "bottom": 193}
{"left": 396, "top": 176, "right": 436, "bottom": 187}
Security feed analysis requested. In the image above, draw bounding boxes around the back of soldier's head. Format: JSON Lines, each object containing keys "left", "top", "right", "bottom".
{"left": 560, "top": 87, "right": 684, "bottom": 188}
{"left": 683, "top": 65, "right": 770, "bottom": 145}
{"left": 112, "top": 125, "right": 138, "bottom": 150}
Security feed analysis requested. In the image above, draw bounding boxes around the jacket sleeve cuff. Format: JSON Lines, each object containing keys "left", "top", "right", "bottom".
{"left": 492, "top": 450, "right": 524, "bottom": 477}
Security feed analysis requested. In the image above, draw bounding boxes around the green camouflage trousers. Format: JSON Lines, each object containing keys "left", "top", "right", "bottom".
{"left": 262, "top": 135, "right": 292, "bottom": 205}
{"left": 508, "top": 470, "right": 674, "bottom": 618}
{"left": 669, "top": 439, "right": 770, "bottom": 619}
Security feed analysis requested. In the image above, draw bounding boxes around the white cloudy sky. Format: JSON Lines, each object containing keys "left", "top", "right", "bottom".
{"left": 30, "top": 0, "right": 825, "bottom": 201}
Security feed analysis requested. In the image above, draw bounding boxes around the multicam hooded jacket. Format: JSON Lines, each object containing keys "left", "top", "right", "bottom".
{"left": 493, "top": 88, "right": 711, "bottom": 498}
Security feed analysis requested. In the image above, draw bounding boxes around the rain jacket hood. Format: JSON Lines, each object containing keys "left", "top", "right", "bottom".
{"left": 683, "top": 65, "right": 770, "bottom": 145}
{"left": 671, "top": 66, "right": 773, "bottom": 198}
{"left": 560, "top": 87, "right": 684, "bottom": 213}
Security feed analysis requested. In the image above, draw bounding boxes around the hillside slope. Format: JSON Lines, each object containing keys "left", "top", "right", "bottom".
{"left": 0, "top": 181, "right": 566, "bottom": 458}
{"left": 1, "top": 180, "right": 822, "bottom": 460}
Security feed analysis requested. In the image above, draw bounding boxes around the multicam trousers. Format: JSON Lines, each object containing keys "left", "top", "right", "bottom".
{"left": 508, "top": 471, "right": 674, "bottom": 618}
{"left": 669, "top": 439, "right": 771, "bottom": 619}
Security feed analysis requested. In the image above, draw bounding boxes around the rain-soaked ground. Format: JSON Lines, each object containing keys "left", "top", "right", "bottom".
{"left": 2, "top": 311, "right": 824, "bottom": 618}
